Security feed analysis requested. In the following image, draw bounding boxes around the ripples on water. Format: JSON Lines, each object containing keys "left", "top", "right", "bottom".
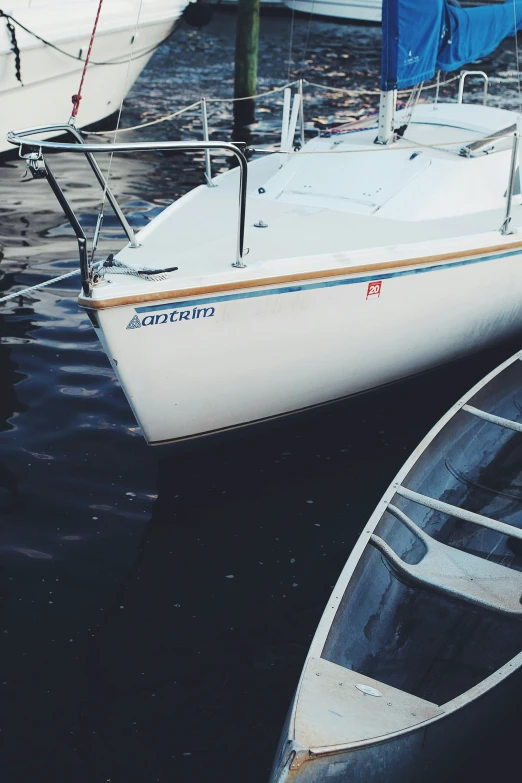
{"left": 0, "top": 12, "right": 521, "bottom": 782}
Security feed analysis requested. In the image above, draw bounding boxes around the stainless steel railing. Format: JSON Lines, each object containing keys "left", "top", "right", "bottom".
{"left": 7, "top": 126, "right": 249, "bottom": 295}
{"left": 457, "top": 70, "right": 489, "bottom": 106}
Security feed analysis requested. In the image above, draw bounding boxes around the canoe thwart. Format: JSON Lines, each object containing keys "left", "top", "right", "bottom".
{"left": 371, "top": 505, "right": 522, "bottom": 615}
{"left": 462, "top": 403, "right": 522, "bottom": 433}
{"left": 396, "top": 485, "right": 522, "bottom": 542}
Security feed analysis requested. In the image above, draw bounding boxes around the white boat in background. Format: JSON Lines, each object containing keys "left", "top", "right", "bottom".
{"left": 214, "top": 0, "right": 285, "bottom": 8}
{"left": 283, "top": 0, "right": 380, "bottom": 23}
{"left": 269, "top": 349, "right": 522, "bottom": 782}
{"left": 0, "top": 0, "right": 187, "bottom": 154}
{"left": 7, "top": 0, "right": 522, "bottom": 446}
{"left": 279, "top": 0, "right": 503, "bottom": 26}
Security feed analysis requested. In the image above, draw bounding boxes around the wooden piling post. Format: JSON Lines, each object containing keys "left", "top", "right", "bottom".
{"left": 234, "top": 0, "right": 260, "bottom": 129}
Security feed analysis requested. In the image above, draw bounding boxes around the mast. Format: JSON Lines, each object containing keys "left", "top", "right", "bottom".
{"left": 376, "top": 89, "right": 397, "bottom": 145}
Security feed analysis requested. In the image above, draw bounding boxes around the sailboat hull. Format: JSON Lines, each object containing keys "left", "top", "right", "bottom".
{"left": 282, "top": 0, "right": 381, "bottom": 22}
{"left": 90, "top": 247, "right": 522, "bottom": 444}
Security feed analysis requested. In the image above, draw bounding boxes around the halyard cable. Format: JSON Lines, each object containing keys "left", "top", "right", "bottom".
{"left": 299, "top": 0, "right": 316, "bottom": 77}
{"left": 513, "top": 0, "right": 522, "bottom": 113}
{"left": 94, "top": 0, "right": 145, "bottom": 265}
{"left": 287, "top": 0, "right": 296, "bottom": 79}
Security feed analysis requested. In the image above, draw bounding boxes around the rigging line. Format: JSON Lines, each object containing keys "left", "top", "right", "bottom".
{"left": 0, "top": 270, "right": 80, "bottom": 305}
{"left": 97, "top": 0, "right": 144, "bottom": 260}
{"left": 256, "top": 133, "right": 495, "bottom": 154}
{"left": 0, "top": 9, "right": 173, "bottom": 66}
{"left": 287, "top": 0, "right": 296, "bottom": 79}
{"left": 299, "top": 0, "right": 317, "bottom": 76}
{"left": 513, "top": 0, "right": 522, "bottom": 113}
{"left": 401, "top": 81, "right": 423, "bottom": 133}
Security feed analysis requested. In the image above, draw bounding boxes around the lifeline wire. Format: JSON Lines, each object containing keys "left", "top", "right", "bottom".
{"left": 87, "top": 83, "right": 300, "bottom": 135}
{"left": 85, "top": 75, "right": 461, "bottom": 137}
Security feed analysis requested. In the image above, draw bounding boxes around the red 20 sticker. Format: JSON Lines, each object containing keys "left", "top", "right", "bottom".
{"left": 366, "top": 280, "right": 382, "bottom": 299}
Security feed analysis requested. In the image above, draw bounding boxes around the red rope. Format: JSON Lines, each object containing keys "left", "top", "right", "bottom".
{"left": 70, "top": 0, "right": 104, "bottom": 121}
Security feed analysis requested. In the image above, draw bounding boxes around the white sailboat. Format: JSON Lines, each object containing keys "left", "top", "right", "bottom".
{"left": 7, "top": 0, "right": 522, "bottom": 446}
{"left": 0, "top": 0, "right": 187, "bottom": 154}
{"left": 268, "top": 349, "right": 522, "bottom": 783}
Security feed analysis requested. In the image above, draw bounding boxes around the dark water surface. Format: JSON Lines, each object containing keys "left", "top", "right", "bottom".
{"left": 1, "top": 12, "right": 521, "bottom": 782}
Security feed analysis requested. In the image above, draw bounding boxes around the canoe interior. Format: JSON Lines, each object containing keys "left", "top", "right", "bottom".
{"left": 322, "top": 358, "right": 522, "bottom": 706}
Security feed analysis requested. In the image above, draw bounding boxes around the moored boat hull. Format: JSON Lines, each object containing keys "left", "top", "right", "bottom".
{"left": 282, "top": 0, "right": 381, "bottom": 22}
{"left": 0, "top": 1, "right": 185, "bottom": 154}
{"left": 90, "top": 247, "right": 522, "bottom": 444}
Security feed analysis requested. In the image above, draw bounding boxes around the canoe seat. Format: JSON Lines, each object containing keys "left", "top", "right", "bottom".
{"left": 370, "top": 504, "right": 522, "bottom": 615}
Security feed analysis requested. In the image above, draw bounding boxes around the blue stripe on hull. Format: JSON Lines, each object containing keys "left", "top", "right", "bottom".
{"left": 135, "top": 247, "right": 522, "bottom": 314}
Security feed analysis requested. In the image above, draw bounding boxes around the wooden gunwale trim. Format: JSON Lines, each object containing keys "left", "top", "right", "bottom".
{"left": 78, "top": 238, "right": 522, "bottom": 310}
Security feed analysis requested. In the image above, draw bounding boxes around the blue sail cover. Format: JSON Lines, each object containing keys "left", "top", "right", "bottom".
{"left": 381, "top": 0, "right": 522, "bottom": 91}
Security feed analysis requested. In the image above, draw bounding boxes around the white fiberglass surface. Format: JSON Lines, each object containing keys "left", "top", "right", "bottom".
{"left": 0, "top": 0, "right": 179, "bottom": 53}
{"left": 108, "top": 102, "right": 522, "bottom": 286}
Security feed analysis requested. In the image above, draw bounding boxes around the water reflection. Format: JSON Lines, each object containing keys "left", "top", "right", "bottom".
{"left": 1, "top": 10, "right": 522, "bottom": 782}
{"left": 60, "top": 340, "right": 522, "bottom": 783}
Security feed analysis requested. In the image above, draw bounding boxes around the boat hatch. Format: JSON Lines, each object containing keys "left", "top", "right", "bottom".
{"left": 294, "top": 657, "right": 443, "bottom": 749}
{"left": 256, "top": 149, "right": 431, "bottom": 215}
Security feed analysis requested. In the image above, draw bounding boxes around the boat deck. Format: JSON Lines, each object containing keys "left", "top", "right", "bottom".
{"left": 91, "top": 103, "right": 522, "bottom": 305}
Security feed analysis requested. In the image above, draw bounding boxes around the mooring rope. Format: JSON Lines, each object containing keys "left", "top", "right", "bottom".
{"left": 0, "top": 269, "right": 80, "bottom": 305}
